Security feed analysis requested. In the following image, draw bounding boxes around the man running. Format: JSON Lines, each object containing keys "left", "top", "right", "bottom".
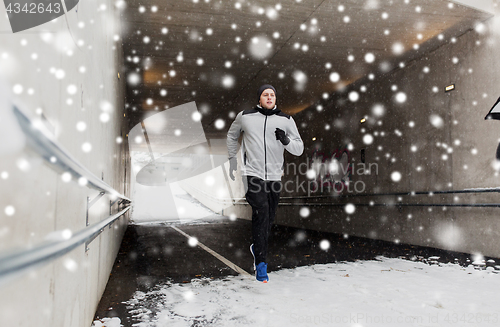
{"left": 227, "top": 84, "right": 304, "bottom": 282}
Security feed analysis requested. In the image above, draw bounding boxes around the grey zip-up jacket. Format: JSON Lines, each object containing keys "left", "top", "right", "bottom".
{"left": 227, "top": 106, "right": 304, "bottom": 181}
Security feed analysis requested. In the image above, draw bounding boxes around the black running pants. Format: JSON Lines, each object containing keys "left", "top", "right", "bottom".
{"left": 245, "top": 176, "right": 281, "bottom": 265}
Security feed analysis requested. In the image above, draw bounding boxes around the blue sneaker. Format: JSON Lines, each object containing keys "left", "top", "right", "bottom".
{"left": 250, "top": 244, "right": 256, "bottom": 271}
{"left": 256, "top": 262, "right": 269, "bottom": 283}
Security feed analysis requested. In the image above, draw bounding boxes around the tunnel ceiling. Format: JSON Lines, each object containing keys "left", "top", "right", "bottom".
{"left": 122, "top": 0, "right": 490, "bottom": 141}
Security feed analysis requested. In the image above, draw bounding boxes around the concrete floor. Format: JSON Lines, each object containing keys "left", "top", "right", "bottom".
{"left": 94, "top": 217, "right": 489, "bottom": 326}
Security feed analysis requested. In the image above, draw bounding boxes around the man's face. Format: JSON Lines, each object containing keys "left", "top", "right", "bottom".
{"left": 259, "top": 89, "right": 276, "bottom": 109}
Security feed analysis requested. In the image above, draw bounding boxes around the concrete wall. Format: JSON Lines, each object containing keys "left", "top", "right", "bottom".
{"left": 0, "top": 1, "right": 129, "bottom": 326}
{"left": 283, "top": 7, "right": 500, "bottom": 258}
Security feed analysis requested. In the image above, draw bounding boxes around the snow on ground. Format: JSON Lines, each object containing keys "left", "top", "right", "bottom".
{"left": 92, "top": 317, "right": 122, "bottom": 327}
{"left": 94, "top": 257, "right": 500, "bottom": 327}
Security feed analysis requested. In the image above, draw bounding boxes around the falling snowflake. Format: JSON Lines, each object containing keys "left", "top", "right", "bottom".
{"left": 266, "top": 7, "right": 278, "bottom": 20}
{"left": 222, "top": 75, "right": 235, "bottom": 89}
{"left": 192, "top": 111, "right": 202, "bottom": 122}
{"left": 215, "top": 119, "right": 225, "bottom": 129}
{"left": 76, "top": 121, "right": 87, "bottom": 132}
{"left": 363, "top": 134, "right": 374, "bottom": 145}
{"left": 99, "top": 112, "right": 111, "bottom": 123}
{"left": 67, "top": 84, "right": 77, "bottom": 94}
{"left": 345, "top": 203, "right": 355, "bottom": 214}
{"left": 82, "top": 142, "right": 92, "bottom": 152}
{"left": 429, "top": 114, "right": 444, "bottom": 128}
{"left": 391, "top": 171, "right": 402, "bottom": 182}
{"left": 392, "top": 42, "right": 404, "bottom": 55}
{"left": 348, "top": 91, "right": 359, "bottom": 102}
{"left": 61, "top": 172, "right": 72, "bottom": 183}
{"left": 329, "top": 72, "right": 340, "bottom": 83}
{"left": 127, "top": 72, "right": 141, "bottom": 86}
{"left": 188, "top": 237, "right": 198, "bottom": 247}
{"left": 293, "top": 70, "right": 307, "bottom": 92}
{"left": 364, "top": 53, "right": 375, "bottom": 63}
{"left": 12, "top": 84, "right": 23, "bottom": 94}
{"left": 372, "top": 104, "right": 385, "bottom": 117}
{"left": 364, "top": 0, "right": 380, "bottom": 10}
{"left": 78, "top": 177, "right": 88, "bottom": 186}
{"left": 306, "top": 169, "right": 316, "bottom": 179}
{"left": 248, "top": 35, "right": 273, "bottom": 60}
{"left": 395, "top": 92, "right": 407, "bottom": 103}
{"left": 319, "top": 240, "right": 330, "bottom": 250}
{"left": 64, "top": 259, "right": 78, "bottom": 272}
{"left": 4, "top": 205, "right": 15, "bottom": 216}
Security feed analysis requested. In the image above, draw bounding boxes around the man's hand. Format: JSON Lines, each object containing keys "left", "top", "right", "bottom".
{"left": 229, "top": 157, "right": 237, "bottom": 181}
{"left": 275, "top": 128, "right": 290, "bottom": 145}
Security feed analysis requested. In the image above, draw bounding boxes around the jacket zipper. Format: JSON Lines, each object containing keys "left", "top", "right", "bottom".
{"left": 264, "top": 115, "right": 268, "bottom": 180}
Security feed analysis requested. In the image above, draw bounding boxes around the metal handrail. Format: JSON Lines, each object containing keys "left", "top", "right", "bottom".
{"left": 0, "top": 206, "right": 130, "bottom": 283}
{"left": 1, "top": 104, "right": 132, "bottom": 283}
{"left": 13, "top": 105, "right": 130, "bottom": 201}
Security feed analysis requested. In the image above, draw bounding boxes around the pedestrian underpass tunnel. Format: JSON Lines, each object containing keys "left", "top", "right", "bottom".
{"left": 1, "top": 0, "right": 500, "bottom": 326}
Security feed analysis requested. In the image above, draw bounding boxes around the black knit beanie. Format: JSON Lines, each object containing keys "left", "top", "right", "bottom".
{"left": 257, "top": 84, "right": 277, "bottom": 102}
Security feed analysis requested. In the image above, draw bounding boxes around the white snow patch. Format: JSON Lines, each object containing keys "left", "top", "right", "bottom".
{"left": 92, "top": 317, "right": 122, "bottom": 327}
{"left": 121, "top": 258, "right": 500, "bottom": 326}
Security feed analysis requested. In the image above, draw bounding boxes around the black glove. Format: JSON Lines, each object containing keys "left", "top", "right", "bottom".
{"left": 275, "top": 128, "right": 290, "bottom": 145}
{"left": 228, "top": 157, "right": 237, "bottom": 181}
